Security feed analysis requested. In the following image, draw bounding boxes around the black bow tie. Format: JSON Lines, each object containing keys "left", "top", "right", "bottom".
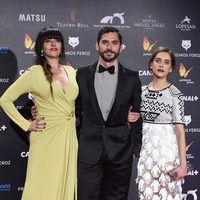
{"left": 98, "top": 65, "right": 115, "bottom": 74}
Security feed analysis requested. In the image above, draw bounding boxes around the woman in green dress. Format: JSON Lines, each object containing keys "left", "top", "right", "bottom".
{"left": 0, "top": 27, "right": 79, "bottom": 200}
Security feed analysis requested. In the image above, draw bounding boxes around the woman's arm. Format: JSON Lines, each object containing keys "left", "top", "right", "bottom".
{"left": 0, "top": 70, "right": 32, "bottom": 131}
{"left": 173, "top": 123, "right": 187, "bottom": 180}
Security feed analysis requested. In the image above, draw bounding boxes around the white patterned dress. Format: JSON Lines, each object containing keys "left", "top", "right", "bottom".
{"left": 136, "top": 84, "right": 184, "bottom": 200}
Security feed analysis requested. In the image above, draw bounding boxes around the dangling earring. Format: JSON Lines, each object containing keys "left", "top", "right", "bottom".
{"left": 41, "top": 50, "right": 44, "bottom": 57}
{"left": 60, "top": 52, "right": 62, "bottom": 57}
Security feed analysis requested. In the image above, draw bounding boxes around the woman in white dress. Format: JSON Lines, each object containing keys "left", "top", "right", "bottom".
{"left": 129, "top": 46, "right": 187, "bottom": 200}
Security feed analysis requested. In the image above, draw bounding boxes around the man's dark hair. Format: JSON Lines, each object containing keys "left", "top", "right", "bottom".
{"left": 97, "top": 27, "right": 122, "bottom": 44}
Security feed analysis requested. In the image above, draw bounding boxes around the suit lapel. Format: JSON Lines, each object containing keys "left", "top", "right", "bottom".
{"left": 88, "top": 63, "right": 105, "bottom": 123}
{"left": 106, "top": 64, "right": 126, "bottom": 123}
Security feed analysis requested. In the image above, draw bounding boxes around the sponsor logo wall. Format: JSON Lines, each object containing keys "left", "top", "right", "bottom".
{"left": 0, "top": 0, "right": 199, "bottom": 199}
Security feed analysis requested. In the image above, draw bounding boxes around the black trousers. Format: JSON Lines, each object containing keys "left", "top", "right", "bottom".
{"left": 78, "top": 149, "right": 133, "bottom": 200}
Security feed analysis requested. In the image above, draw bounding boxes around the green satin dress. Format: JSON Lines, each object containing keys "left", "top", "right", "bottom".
{"left": 0, "top": 65, "right": 79, "bottom": 200}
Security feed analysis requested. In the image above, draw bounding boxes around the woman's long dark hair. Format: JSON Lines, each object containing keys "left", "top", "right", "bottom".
{"left": 35, "top": 27, "right": 65, "bottom": 97}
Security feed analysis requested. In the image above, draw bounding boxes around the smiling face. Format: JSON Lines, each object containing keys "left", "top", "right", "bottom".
{"left": 42, "top": 38, "right": 62, "bottom": 59}
{"left": 96, "top": 32, "right": 122, "bottom": 64}
{"left": 35, "top": 28, "right": 65, "bottom": 65}
{"left": 150, "top": 52, "right": 173, "bottom": 79}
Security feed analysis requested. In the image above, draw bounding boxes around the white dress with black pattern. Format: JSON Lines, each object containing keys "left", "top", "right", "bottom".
{"left": 136, "top": 84, "right": 184, "bottom": 200}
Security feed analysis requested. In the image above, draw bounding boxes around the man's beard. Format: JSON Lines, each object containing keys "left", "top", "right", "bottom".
{"left": 99, "top": 50, "right": 120, "bottom": 62}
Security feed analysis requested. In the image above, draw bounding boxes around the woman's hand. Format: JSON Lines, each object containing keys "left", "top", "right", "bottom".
{"left": 128, "top": 106, "right": 140, "bottom": 122}
{"left": 28, "top": 117, "right": 46, "bottom": 132}
{"left": 31, "top": 105, "right": 37, "bottom": 119}
{"left": 169, "top": 165, "right": 187, "bottom": 181}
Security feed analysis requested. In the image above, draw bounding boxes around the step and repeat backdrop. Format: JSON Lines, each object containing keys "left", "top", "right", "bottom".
{"left": 0, "top": 0, "right": 199, "bottom": 199}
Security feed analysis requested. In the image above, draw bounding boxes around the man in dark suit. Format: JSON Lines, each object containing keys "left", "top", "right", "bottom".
{"left": 76, "top": 27, "right": 142, "bottom": 200}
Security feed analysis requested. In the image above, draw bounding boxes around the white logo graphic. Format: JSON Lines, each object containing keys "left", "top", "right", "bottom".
{"left": 100, "top": 12, "right": 125, "bottom": 24}
{"left": 0, "top": 160, "right": 11, "bottom": 165}
{"left": 184, "top": 115, "right": 192, "bottom": 127}
{"left": 28, "top": 93, "right": 33, "bottom": 100}
{"left": 122, "top": 44, "right": 126, "bottom": 50}
{"left": 0, "top": 78, "right": 9, "bottom": 83}
{"left": 133, "top": 15, "right": 165, "bottom": 30}
{"left": 184, "top": 115, "right": 192, "bottom": 126}
{"left": 181, "top": 16, "right": 191, "bottom": 24}
{"left": 182, "top": 40, "right": 191, "bottom": 51}
{"left": 182, "top": 189, "right": 198, "bottom": 200}
{"left": 18, "top": 187, "right": 24, "bottom": 191}
{"left": 188, "top": 170, "right": 199, "bottom": 176}
{"left": 21, "top": 152, "right": 29, "bottom": 157}
{"left": 182, "top": 96, "right": 198, "bottom": 101}
{"left": 0, "top": 125, "right": 7, "bottom": 132}
{"left": 176, "top": 16, "right": 196, "bottom": 31}
{"left": 139, "top": 70, "right": 152, "bottom": 76}
{"left": 19, "top": 14, "right": 46, "bottom": 22}
{"left": 68, "top": 37, "right": 79, "bottom": 49}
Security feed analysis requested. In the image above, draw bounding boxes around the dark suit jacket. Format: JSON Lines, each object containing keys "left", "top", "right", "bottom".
{"left": 76, "top": 62, "right": 142, "bottom": 164}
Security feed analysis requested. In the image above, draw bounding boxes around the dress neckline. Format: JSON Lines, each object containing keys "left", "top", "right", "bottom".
{"left": 147, "top": 82, "right": 171, "bottom": 92}
{"left": 53, "top": 65, "right": 69, "bottom": 95}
